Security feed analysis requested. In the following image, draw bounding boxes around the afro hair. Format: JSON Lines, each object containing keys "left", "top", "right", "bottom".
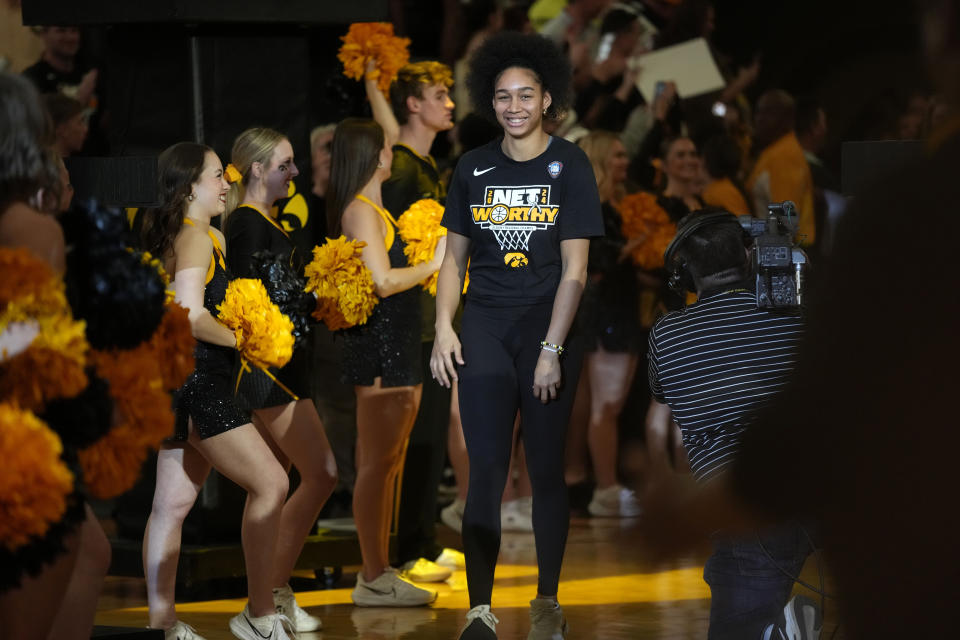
{"left": 466, "top": 32, "right": 572, "bottom": 122}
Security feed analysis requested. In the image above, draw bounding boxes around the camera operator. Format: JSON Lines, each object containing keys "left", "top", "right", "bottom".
{"left": 645, "top": 208, "right": 817, "bottom": 640}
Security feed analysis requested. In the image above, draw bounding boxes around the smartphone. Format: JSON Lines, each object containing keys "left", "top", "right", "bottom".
{"left": 654, "top": 81, "right": 666, "bottom": 101}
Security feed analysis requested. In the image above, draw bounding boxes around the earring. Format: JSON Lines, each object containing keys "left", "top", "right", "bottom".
{"left": 377, "top": 161, "right": 383, "bottom": 168}
{"left": 187, "top": 194, "right": 195, "bottom": 201}
{"left": 543, "top": 108, "right": 548, "bottom": 115}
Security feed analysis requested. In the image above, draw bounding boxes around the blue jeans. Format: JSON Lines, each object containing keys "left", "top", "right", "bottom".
{"left": 703, "top": 523, "right": 815, "bottom": 640}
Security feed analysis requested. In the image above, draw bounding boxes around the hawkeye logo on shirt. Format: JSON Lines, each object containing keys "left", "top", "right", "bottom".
{"left": 470, "top": 185, "right": 558, "bottom": 265}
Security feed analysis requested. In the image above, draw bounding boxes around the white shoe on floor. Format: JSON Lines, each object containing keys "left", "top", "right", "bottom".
{"left": 459, "top": 604, "right": 500, "bottom": 639}
{"left": 401, "top": 557, "right": 453, "bottom": 582}
{"left": 272, "top": 583, "right": 321, "bottom": 632}
{"left": 435, "top": 547, "right": 466, "bottom": 569}
{"left": 501, "top": 497, "right": 534, "bottom": 532}
{"left": 441, "top": 498, "right": 465, "bottom": 533}
{"left": 588, "top": 485, "right": 642, "bottom": 517}
{"left": 162, "top": 621, "right": 207, "bottom": 640}
{"left": 351, "top": 568, "right": 438, "bottom": 607}
{"left": 229, "top": 604, "right": 294, "bottom": 640}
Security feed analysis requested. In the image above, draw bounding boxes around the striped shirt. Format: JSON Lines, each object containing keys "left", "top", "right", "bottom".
{"left": 647, "top": 289, "right": 804, "bottom": 482}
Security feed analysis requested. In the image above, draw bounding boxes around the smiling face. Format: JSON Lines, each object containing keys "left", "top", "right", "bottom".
{"left": 493, "top": 66, "right": 552, "bottom": 140}
{"left": 605, "top": 139, "right": 629, "bottom": 186}
{"left": 259, "top": 138, "right": 298, "bottom": 204}
{"left": 664, "top": 137, "right": 699, "bottom": 183}
{"left": 190, "top": 150, "right": 230, "bottom": 219}
{"left": 414, "top": 82, "right": 455, "bottom": 132}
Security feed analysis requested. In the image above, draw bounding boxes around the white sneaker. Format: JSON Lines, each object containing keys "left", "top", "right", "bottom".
{"left": 228, "top": 604, "right": 294, "bottom": 640}
{"left": 501, "top": 498, "right": 534, "bottom": 532}
{"left": 272, "top": 583, "right": 321, "bottom": 632}
{"left": 459, "top": 604, "right": 499, "bottom": 639}
{"left": 441, "top": 498, "right": 465, "bottom": 533}
{"left": 400, "top": 557, "right": 453, "bottom": 582}
{"left": 527, "top": 599, "right": 568, "bottom": 640}
{"left": 434, "top": 547, "right": 466, "bottom": 569}
{"left": 351, "top": 568, "right": 438, "bottom": 607}
{"left": 588, "top": 485, "right": 642, "bottom": 518}
{"left": 163, "top": 621, "right": 207, "bottom": 640}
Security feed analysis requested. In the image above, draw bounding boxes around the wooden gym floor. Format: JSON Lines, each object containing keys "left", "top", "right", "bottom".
{"left": 94, "top": 516, "right": 841, "bottom": 639}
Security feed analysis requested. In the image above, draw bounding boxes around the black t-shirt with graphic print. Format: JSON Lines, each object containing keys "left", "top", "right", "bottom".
{"left": 442, "top": 136, "right": 603, "bottom": 306}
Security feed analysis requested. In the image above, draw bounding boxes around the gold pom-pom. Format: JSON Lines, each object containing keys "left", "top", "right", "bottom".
{"left": 0, "top": 248, "right": 67, "bottom": 316}
{"left": 397, "top": 199, "right": 469, "bottom": 295}
{"left": 80, "top": 345, "right": 175, "bottom": 499}
{"left": 217, "top": 279, "right": 295, "bottom": 369}
{"left": 0, "top": 403, "right": 74, "bottom": 550}
{"left": 618, "top": 192, "right": 678, "bottom": 270}
{"left": 0, "top": 310, "right": 89, "bottom": 412}
{"left": 304, "top": 236, "right": 379, "bottom": 330}
{"left": 149, "top": 303, "right": 195, "bottom": 391}
{"left": 77, "top": 425, "right": 147, "bottom": 501}
{"left": 338, "top": 22, "right": 411, "bottom": 96}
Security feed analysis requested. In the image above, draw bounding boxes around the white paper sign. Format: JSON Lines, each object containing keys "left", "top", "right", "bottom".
{"left": 632, "top": 37, "right": 726, "bottom": 101}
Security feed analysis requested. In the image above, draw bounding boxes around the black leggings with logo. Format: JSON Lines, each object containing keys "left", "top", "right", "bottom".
{"left": 457, "top": 300, "right": 584, "bottom": 608}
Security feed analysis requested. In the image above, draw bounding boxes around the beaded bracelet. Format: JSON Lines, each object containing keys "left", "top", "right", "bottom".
{"left": 539, "top": 340, "right": 565, "bottom": 355}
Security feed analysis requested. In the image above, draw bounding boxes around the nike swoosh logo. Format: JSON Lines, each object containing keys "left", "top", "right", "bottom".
{"left": 243, "top": 614, "right": 272, "bottom": 639}
{"left": 473, "top": 166, "right": 496, "bottom": 176}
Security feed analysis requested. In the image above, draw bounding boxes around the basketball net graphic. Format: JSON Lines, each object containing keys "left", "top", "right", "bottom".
{"left": 478, "top": 207, "right": 550, "bottom": 251}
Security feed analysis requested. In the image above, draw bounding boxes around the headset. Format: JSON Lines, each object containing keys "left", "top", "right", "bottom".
{"left": 663, "top": 209, "right": 751, "bottom": 295}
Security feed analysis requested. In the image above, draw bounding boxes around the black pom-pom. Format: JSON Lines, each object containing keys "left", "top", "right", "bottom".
{"left": 41, "top": 371, "right": 113, "bottom": 450}
{"left": 65, "top": 202, "right": 166, "bottom": 350}
{"left": 250, "top": 251, "right": 313, "bottom": 348}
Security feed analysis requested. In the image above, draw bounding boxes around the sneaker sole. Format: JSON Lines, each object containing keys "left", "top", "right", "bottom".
{"left": 783, "top": 595, "right": 822, "bottom": 639}
{"left": 351, "top": 588, "right": 437, "bottom": 608}
{"left": 403, "top": 569, "right": 452, "bottom": 583}
{"left": 587, "top": 501, "right": 642, "bottom": 518}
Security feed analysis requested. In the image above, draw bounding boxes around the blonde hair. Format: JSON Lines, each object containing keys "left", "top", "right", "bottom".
{"left": 578, "top": 130, "right": 625, "bottom": 204}
{"left": 224, "top": 126, "right": 287, "bottom": 218}
{"left": 309, "top": 124, "right": 336, "bottom": 154}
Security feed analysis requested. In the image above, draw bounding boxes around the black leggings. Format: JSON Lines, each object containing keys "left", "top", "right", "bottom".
{"left": 458, "top": 300, "right": 584, "bottom": 607}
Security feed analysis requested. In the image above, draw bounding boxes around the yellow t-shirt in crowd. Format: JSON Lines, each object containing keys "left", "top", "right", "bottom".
{"left": 747, "top": 132, "right": 816, "bottom": 246}
{"left": 702, "top": 177, "right": 751, "bottom": 216}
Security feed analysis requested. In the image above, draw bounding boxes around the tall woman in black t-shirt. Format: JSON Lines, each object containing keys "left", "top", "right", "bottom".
{"left": 327, "top": 118, "right": 444, "bottom": 607}
{"left": 430, "top": 33, "right": 603, "bottom": 640}
{"left": 221, "top": 127, "right": 337, "bottom": 633}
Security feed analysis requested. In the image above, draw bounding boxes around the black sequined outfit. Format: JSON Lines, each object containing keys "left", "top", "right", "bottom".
{"left": 226, "top": 205, "right": 310, "bottom": 408}
{"left": 578, "top": 202, "right": 641, "bottom": 353}
{"left": 340, "top": 200, "right": 422, "bottom": 387}
{"left": 173, "top": 242, "right": 249, "bottom": 440}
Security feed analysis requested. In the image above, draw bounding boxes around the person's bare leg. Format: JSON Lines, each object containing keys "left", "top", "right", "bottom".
{"left": 191, "top": 425, "right": 289, "bottom": 617}
{"left": 565, "top": 361, "right": 591, "bottom": 485}
{"left": 353, "top": 380, "right": 421, "bottom": 580}
{"left": 0, "top": 513, "right": 80, "bottom": 640}
{"left": 46, "top": 504, "right": 111, "bottom": 640}
{"left": 586, "top": 349, "right": 639, "bottom": 489}
{"left": 255, "top": 399, "right": 338, "bottom": 586}
{"left": 144, "top": 443, "right": 211, "bottom": 629}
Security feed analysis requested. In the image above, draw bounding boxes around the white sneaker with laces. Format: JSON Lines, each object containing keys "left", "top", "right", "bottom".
{"left": 163, "top": 620, "right": 207, "bottom": 640}
{"left": 272, "top": 584, "right": 321, "bottom": 632}
{"left": 401, "top": 557, "right": 453, "bottom": 582}
{"left": 434, "top": 547, "right": 466, "bottom": 569}
{"left": 588, "top": 485, "right": 642, "bottom": 517}
{"left": 459, "top": 604, "right": 500, "bottom": 638}
{"left": 351, "top": 568, "right": 438, "bottom": 607}
{"left": 501, "top": 498, "right": 534, "bottom": 532}
{"left": 228, "top": 604, "right": 295, "bottom": 640}
{"left": 441, "top": 498, "right": 465, "bottom": 533}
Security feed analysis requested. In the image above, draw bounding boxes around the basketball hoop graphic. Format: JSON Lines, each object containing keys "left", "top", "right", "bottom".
{"left": 472, "top": 186, "right": 558, "bottom": 251}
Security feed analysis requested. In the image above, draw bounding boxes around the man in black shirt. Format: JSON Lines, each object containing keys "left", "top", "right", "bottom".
{"left": 22, "top": 26, "right": 97, "bottom": 107}
{"left": 646, "top": 211, "right": 815, "bottom": 640}
{"left": 366, "top": 60, "right": 463, "bottom": 580}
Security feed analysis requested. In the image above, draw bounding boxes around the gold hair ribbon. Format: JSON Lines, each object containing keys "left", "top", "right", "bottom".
{"left": 224, "top": 163, "right": 243, "bottom": 184}
{"left": 234, "top": 356, "right": 299, "bottom": 401}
